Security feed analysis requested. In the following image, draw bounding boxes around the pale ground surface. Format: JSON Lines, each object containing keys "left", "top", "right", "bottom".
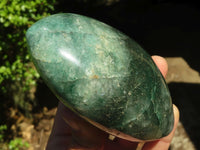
{"left": 13, "top": 57, "right": 199, "bottom": 150}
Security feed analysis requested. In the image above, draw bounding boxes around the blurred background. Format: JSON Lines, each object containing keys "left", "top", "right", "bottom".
{"left": 0, "top": 0, "right": 199, "bottom": 150}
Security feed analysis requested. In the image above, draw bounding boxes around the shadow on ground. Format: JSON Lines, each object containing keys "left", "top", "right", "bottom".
{"left": 169, "top": 83, "right": 200, "bottom": 150}
{"left": 55, "top": 0, "right": 200, "bottom": 72}
{"left": 34, "top": 81, "right": 58, "bottom": 111}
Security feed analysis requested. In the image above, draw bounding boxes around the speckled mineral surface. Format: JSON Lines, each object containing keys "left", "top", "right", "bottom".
{"left": 26, "top": 13, "right": 174, "bottom": 140}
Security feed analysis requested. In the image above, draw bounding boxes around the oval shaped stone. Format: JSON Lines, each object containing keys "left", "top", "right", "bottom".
{"left": 26, "top": 13, "right": 174, "bottom": 140}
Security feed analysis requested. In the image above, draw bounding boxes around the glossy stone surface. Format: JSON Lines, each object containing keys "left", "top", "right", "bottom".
{"left": 26, "top": 13, "right": 174, "bottom": 140}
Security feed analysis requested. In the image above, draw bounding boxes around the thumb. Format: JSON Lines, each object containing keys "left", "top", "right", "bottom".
{"left": 143, "top": 105, "right": 180, "bottom": 150}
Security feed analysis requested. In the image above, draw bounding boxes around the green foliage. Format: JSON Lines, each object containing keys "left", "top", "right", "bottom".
{"left": 0, "top": 124, "right": 29, "bottom": 150}
{"left": 0, "top": 0, "right": 56, "bottom": 111}
{"left": 8, "top": 138, "right": 29, "bottom": 150}
{"left": 0, "top": 124, "right": 7, "bottom": 142}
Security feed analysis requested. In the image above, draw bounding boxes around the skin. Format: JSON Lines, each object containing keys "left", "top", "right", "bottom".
{"left": 46, "top": 56, "right": 180, "bottom": 150}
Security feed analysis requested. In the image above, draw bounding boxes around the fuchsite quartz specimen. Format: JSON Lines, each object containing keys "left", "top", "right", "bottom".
{"left": 26, "top": 13, "right": 174, "bottom": 140}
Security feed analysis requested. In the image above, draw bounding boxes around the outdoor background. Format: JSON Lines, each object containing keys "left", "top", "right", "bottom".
{"left": 0, "top": 0, "right": 199, "bottom": 150}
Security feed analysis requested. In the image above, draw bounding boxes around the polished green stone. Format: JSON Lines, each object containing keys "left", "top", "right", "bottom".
{"left": 26, "top": 13, "right": 174, "bottom": 140}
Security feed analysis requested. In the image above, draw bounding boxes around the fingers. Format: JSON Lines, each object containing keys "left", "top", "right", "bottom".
{"left": 152, "top": 55, "right": 168, "bottom": 78}
{"left": 143, "top": 104, "right": 180, "bottom": 150}
{"left": 161, "top": 105, "right": 180, "bottom": 143}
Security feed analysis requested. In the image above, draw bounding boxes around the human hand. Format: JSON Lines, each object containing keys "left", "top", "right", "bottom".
{"left": 46, "top": 56, "right": 179, "bottom": 150}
